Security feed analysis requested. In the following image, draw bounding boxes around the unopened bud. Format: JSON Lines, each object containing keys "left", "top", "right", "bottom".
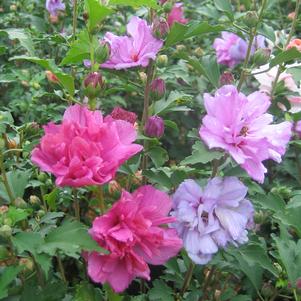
{"left": 110, "top": 107, "right": 137, "bottom": 124}
{"left": 29, "top": 195, "right": 40, "bottom": 205}
{"left": 0, "top": 206, "right": 8, "bottom": 215}
{"left": 95, "top": 40, "right": 110, "bottom": 64}
{"left": 49, "top": 15, "right": 59, "bottom": 24}
{"left": 139, "top": 72, "right": 147, "bottom": 84}
{"left": 288, "top": 12, "right": 296, "bottom": 20}
{"left": 108, "top": 180, "right": 121, "bottom": 195}
{"left": 176, "top": 44, "right": 186, "bottom": 52}
{"left": 145, "top": 116, "right": 165, "bottom": 138}
{"left": 157, "top": 54, "right": 168, "bottom": 67}
{"left": 37, "top": 210, "right": 45, "bottom": 218}
{"left": 220, "top": 72, "right": 234, "bottom": 86}
{"left": 243, "top": 11, "right": 259, "bottom": 28}
{"left": 252, "top": 48, "right": 271, "bottom": 66}
{"left": 0, "top": 225, "right": 12, "bottom": 238}
{"left": 163, "top": 1, "right": 173, "bottom": 13}
{"left": 13, "top": 197, "right": 27, "bottom": 209}
{"left": 153, "top": 17, "right": 169, "bottom": 39}
{"left": 21, "top": 80, "right": 29, "bottom": 88}
{"left": 83, "top": 72, "right": 104, "bottom": 99}
{"left": 19, "top": 258, "right": 34, "bottom": 271}
{"left": 261, "top": 283, "right": 274, "bottom": 298}
{"left": 3, "top": 218, "right": 12, "bottom": 226}
{"left": 10, "top": 4, "right": 17, "bottom": 11}
{"left": 194, "top": 47, "right": 203, "bottom": 57}
{"left": 45, "top": 70, "right": 59, "bottom": 84}
{"left": 7, "top": 137, "right": 17, "bottom": 149}
{"left": 150, "top": 78, "right": 166, "bottom": 99}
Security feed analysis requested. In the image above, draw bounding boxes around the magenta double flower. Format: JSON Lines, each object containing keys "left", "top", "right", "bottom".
{"left": 31, "top": 105, "right": 142, "bottom": 187}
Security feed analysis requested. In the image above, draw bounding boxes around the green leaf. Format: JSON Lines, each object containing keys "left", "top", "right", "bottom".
{"left": 12, "top": 232, "right": 52, "bottom": 276}
{"left": 181, "top": 141, "right": 223, "bottom": 165}
{"left": 75, "top": 281, "right": 103, "bottom": 301}
{"left": 109, "top": 0, "right": 159, "bottom": 9}
{"left": 165, "top": 22, "right": 224, "bottom": 47}
{"left": 152, "top": 91, "right": 192, "bottom": 115}
{"left": 214, "top": 0, "right": 233, "bottom": 19}
{"left": 274, "top": 236, "right": 301, "bottom": 285}
{"left": 238, "top": 244, "right": 278, "bottom": 277}
{"left": 0, "top": 170, "right": 30, "bottom": 203}
{"left": 44, "top": 188, "right": 60, "bottom": 211}
{"left": 0, "top": 28, "right": 35, "bottom": 55}
{"left": 270, "top": 47, "right": 301, "bottom": 68}
{"left": 177, "top": 53, "right": 220, "bottom": 87}
{"left": 39, "top": 220, "right": 108, "bottom": 258}
{"left": 0, "top": 266, "right": 23, "bottom": 299}
{"left": 149, "top": 280, "right": 174, "bottom": 301}
{"left": 251, "top": 193, "right": 286, "bottom": 213}
{"left": 275, "top": 206, "right": 301, "bottom": 237}
{"left": 148, "top": 146, "right": 169, "bottom": 168}
{"left": 6, "top": 207, "right": 29, "bottom": 225}
{"left": 85, "top": 0, "right": 113, "bottom": 31}
{"left": 10, "top": 56, "right": 75, "bottom": 96}
{"left": 61, "top": 30, "right": 92, "bottom": 65}
{"left": 0, "top": 111, "right": 14, "bottom": 134}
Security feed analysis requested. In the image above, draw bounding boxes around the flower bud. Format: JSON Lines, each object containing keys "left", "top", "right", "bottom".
{"left": 108, "top": 180, "right": 121, "bottom": 195}
{"left": 194, "top": 47, "right": 203, "bottom": 57}
{"left": 261, "top": 283, "right": 274, "bottom": 298}
{"left": 243, "top": 11, "right": 259, "bottom": 28}
{"left": 19, "top": 258, "right": 34, "bottom": 271}
{"left": 49, "top": 15, "right": 59, "bottom": 24}
{"left": 0, "top": 225, "right": 12, "bottom": 238}
{"left": 287, "top": 39, "right": 301, "bottom": 52}
{"left": 13, "top": 197, "right": 27, "bottom": 209}
{"left": 45, "top": 70, "right": 59, "bottom": 84}
{"left": 288, "top": 12, "right": 296, "bottom": 20}
{"left": 37, "top": 210, "right": 46, "bottom": 218}
{"left": 3, "top": 218, "right": 12, "bottom": 226}
{"left": 37, "top": 172, "right": 47, "bottom": 182}
{"left": 83, "top": 72, "right": 104, "bottom": 99}
{"left": 153, "top": 17, "right": 169, "bottom": 39}
{"left": 0, "top": 206, "right": 8, "bottom": 215}
{"left": 157, "top": 54, "right": 168, "bottom": 67}
{"left": 10, "top": 4, "right": 17, "bottom": 11}
{"left": 21, "top": 80, "right": 29, "bottom": 88}
{"left": 144, "top": 116, "right": 165, "bottom": 138}
{"left": 110, "top": 107, "right": 137, "bottom": 124}
{"left": 252, "top": 48, "right": 271, "bottom": 66}
{"left": 6, "top": 137, "right": 17, "bottom": 149}
{"left": 95, "top": 40, "right": 110, "bottom": 64}
{"left": 29, "top": 195, "right": 40, "bottom": 205}
{"left": 139, "top": 72, "right": 147, "bottom": 84}
{"left": 220, "top": 72, "right": 234, "bottom": 86}
{"left": 150, "top": 78, "right": 166, "bottom": 99}
{"left": 176, "top": 44, "right": 186, "bottom": 52}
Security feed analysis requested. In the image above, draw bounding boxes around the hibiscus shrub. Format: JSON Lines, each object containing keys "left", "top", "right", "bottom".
{"left": 1, "top": 0, "right": 301, "bottom": 300}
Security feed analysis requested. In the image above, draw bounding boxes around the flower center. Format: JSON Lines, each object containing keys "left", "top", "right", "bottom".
{"left": 131, "top": 53, "right": 139, "bottom": 62}
{"left": 201, "top": 211, "right": 209, "bottom": 224}
{"left": 240, "top": 126, "right": 248, "bottom": 136}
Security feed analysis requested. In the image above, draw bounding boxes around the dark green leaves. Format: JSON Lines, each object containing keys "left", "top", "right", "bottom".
{"left": 109, "top": 0, "right": 159, "bottom": 9}
{"left": 85, "top": 0, "right": 113, "bottom": 31}
{"left": 0, "top": 266, "right": 23, "bottom": 299}
{"left": 10, "top": 56, "right": 75, "bottom": 96}
{"left": 165, "top": 22, "right": 224, "bottom": 47}
{"left": 181, "top": 141, "right": 223, "bottom": 165}
{"left": 270, "top": 47, "right": 301, "bottom": 67}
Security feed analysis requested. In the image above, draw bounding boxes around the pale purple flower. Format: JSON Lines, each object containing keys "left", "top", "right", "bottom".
{"left": 83, "top": 59, "right": 92, "bottom": 68}
{"left": 46, "top": 0, "right": 65, "bottom": 16}
{"left": 101, "top": 16, "right": 163, "bottom": 70}
{"left": 213, "top": 32, "right": 265, "bottom": 68}
{"left": 171, "top": 177, "right": 254, "bottom": 264}
{"left": 199, "top": 85, "right": 292, "bottom": 183}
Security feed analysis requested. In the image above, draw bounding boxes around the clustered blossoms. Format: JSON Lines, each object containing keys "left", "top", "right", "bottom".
{"left": 213, "top": 32, "right": 265, "bottom": 67}
{"left": 199, "top": 85, "right": 292, "bottom": 183}
{"left": 31, "top": 104, "right": 142, "bottom": 187}
{"left": 86, "top": 186, "right": 182, "bottom": 292}
{"left": 172, "top": 177, "right": 254, "bottom": 264}
{"left": 31, "top": 0, "right": 296, "bottom": 294}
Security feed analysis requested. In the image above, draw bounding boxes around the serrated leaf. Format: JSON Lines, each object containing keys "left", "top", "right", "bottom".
{"left": 0, "top": 266, "right": 23, "bottom": 299}
{"left": 181, "top": 141, "right": 223, "bottom": 165}
{"left": 6, "top": 207, "right": 29, "bottom": 225}
{"left": 0, "top": 28, "right": 35, "bottom": 55}
{"left": 165, "top": 22, "right": 224, "bottom": 47}
{"left": 75, "top": 281, "right": 103, "bottom": 301}
{"left": 149, "top": 280, "right": 174, "bottom": 301}
{"left": 39, "top": 220, "right": 108, "bottom": 258}
{"left": 109, "top": 0, "right": 159, "bottom": 9}
{"left": 85, "top": 0, "right": 113, "bottom": 31}
{"left": 61, "top": 30, "right": 91, "bottom": 65}
{"left": 270, "top": 48, "right": 301, "bottom": 68}
{"left": 148, "top": 146, "right": 169, "bottom": 168}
